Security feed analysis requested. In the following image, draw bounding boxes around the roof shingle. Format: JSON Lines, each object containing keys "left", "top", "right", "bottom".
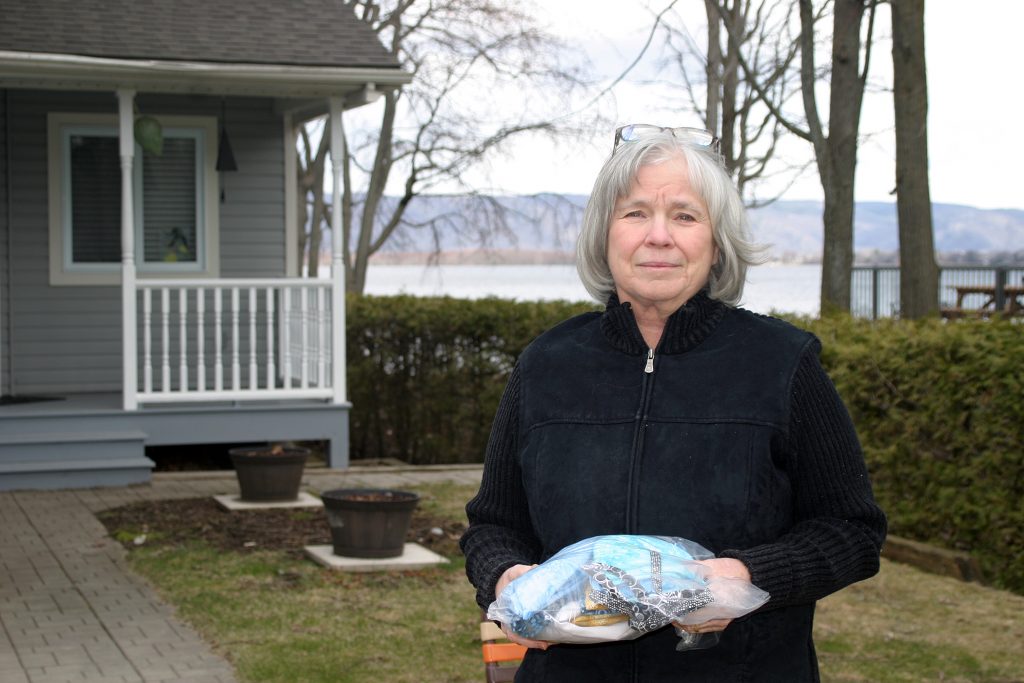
{"left": 0, "top": 0, "right": 400, "bottom": 69}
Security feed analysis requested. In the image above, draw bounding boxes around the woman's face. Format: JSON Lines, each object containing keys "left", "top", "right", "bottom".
{"left": 607, "top": 156, "right": 718, "bottom": 315}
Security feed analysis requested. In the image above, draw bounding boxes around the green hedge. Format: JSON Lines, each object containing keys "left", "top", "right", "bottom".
{"left": 346, "top": 296, "right": 1024, "bottom": 593}
{"left": 796, "top": 314, "right": 1024, "bottom": 595}
{"left": 346, "top": 295, "right": 598, "bottom": 466}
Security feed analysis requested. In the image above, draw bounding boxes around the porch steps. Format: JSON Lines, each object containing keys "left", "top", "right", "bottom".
{"left": 0, "top": 430, "right": 154, "bottom": 491}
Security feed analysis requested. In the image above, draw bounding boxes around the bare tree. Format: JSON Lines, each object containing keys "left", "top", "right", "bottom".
{"left": 297, "top": 125, "right": 330, "bottom": 279}
{"left": 891, "top": 0, "right": 938, "bottom": 318}
{"left": 800, "top": 0, "right": 878, "bottom": 313}
{"left": 710, "top": 0, "right": 880, "bottom": 313}
{"left": 297, "top": 0, "right": 586, "bottom": 293}
{"left": 661, "top": 0, "right": 804, "bottom": 205}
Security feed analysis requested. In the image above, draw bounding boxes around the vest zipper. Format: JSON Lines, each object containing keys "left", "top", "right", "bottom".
{"left": 625, "top": 346, "right": 657, "bottom": 533}
{"left": 630, "top": 348, "right": 657, "bottom": 683}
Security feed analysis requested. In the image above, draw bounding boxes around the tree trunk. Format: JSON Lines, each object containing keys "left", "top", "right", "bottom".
{"left": 306, "top": 193, "right": 324, "bottom": 278}
{"left": 892, "top": 0, "right": 938, "bottom": 318}
{"left": 818, "top": 0, "right": 866, "bottom": 314}
{"left": 704, "top": 0, "right": 722, "bottom": 136}
{"left": 720, "top": 2, "right": 743, "bottom": 172}
{"left": 350, "top": 91, "right": 399, "bottom": 296}
{"left": 820, "top": 179, "right": 855, "bottom": 313}
{"left": 295, "top": 123, "right": 329, "bottom": 278}
{"left": 296, "top": 172, "right": 311, "bottom": 276}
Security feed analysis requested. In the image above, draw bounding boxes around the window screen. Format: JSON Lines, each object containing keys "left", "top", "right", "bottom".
{"left": 65, "top": 127, "right": 202, "bottom": 268}
{"left": 69, "top": 134, "right": 121, "bottom": 263}
{"left": 141, "top": 136, "right": 198, "bottom": 264}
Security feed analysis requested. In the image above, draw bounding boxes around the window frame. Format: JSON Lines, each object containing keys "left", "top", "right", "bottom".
{"left": 47, "top": 112, "right": 220, "bottom": 286}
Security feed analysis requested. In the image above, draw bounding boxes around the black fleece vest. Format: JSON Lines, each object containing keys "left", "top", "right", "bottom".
{"left": 514, "top": 299, "right": 822, "bottom": 682}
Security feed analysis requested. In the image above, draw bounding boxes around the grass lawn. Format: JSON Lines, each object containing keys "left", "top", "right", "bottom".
{"left": 103, "top": 481, "right": 1024, "bottom": 683}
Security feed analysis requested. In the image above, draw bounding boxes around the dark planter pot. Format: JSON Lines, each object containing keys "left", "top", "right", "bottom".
{"left": 321, "top": 488, "right": 420, "bottom": 558}
{"left": 229, "top": 446, "right": 310, "bottom": 502}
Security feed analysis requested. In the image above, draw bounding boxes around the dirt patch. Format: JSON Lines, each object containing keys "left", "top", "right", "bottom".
{"left": 97, "top": 497, "right": 467, "bottom": 559}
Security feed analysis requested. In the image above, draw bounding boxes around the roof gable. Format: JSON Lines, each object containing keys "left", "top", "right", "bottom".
{"left": 0, "top": 0, "right": 400, "bottom": 69}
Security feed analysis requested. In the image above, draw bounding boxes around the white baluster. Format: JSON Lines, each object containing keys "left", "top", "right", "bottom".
{"left": 160, "top": 288, "right": 170, "bottom": 392}
{"left": 197, "top": 288, "right": 206, "bottom": 392}
{"left": 300, "top": 287, "right": 309, "bottom": 389}
{"left": 142, "top": 288, "right": 153, "bottom": 393}
{"left": 317, "top": 286, "right": 326, "bottom": 388}
{"left": 282, "top": 287, "right": 292, "bottom": 389}
{"left": 231, "top": 287, "right": 241, "bottom": 391}
{"left": 179, "top": 288, "right": 188, "bottom": 392}
{"left": 214, "top": 288, "right": 223, "bottom": 392}
{"left": 266, "top": 288, "right": 275, "bottom": 390}
{"left": 248, "top": 288, "right": 258, "bottom": 389}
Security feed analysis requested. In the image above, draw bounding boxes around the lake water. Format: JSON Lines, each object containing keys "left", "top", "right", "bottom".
{"left": 363, "top": 263, "right": 822, "bottom": 316}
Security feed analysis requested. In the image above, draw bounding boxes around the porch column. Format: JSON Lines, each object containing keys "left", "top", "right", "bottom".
{"left": 117, "top": 89, "right": 138, "bottom": 410}
{"left": 328, "top": 97, "right": 346, "bottom": 404}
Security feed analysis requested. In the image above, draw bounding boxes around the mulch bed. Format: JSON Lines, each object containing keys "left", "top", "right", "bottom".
{"left": 97, "top": 497, "right": 466, "bottom": 559}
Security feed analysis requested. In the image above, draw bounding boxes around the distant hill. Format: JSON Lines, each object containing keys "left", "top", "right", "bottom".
{"left": 749, "top": 200, "right": 1024, "bottom": 262}
{"left": 326, "top": 194, "right": 1024, "bottom": 265}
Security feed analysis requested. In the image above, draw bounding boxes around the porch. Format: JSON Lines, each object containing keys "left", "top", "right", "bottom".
{"left": 1, "top": 271, "right": 352, "bottom": 491}
{"left": 0, "top": 0, "right": 416, "bottom": 492}
{"left": 1, "top": 88, "right": 356, "bottom": 491}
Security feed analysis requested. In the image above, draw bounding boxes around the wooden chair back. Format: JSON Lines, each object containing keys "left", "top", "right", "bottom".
{"left": 480, "top": 617, "right": 526, "bottom": 683}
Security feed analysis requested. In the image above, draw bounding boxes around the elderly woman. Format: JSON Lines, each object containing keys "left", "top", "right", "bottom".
{"left": 460, "top": 125, "right": 886, "bottom": 681}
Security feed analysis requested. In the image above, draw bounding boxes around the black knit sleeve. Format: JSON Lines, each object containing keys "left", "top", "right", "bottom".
{"left": 459, "top": 365, "right": 543, "bottom": 610}
{"left": 719, "top": 343, "right": 887, "bottom": 607}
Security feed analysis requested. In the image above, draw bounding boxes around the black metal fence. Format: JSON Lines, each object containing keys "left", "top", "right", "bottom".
{"left": 850, "top": 265, "right": 1024, "bottom": 319}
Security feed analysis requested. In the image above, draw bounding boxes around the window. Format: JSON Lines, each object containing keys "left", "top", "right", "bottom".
{"left": 48, "top": 113, "right": 220, "bottom": 285}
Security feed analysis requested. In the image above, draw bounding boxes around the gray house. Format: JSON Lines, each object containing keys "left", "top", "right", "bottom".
{"left": 0, "top": 1, "right": 411, "bottom": 490}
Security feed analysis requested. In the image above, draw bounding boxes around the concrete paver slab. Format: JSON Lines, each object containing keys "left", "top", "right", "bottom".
{"left": 304, "top": 542, "right": 449, "bottom": 572}
{"left": 212, "top": 491, "right": 322, "bottom": 511}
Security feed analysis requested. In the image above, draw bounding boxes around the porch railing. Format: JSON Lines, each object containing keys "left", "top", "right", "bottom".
{"left": 131, "top": 279, "right": 336, "bottom": 405}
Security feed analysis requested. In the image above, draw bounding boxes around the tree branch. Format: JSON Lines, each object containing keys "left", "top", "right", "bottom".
{"left": 706, "top": 0, "right": 812, "bottom": 142}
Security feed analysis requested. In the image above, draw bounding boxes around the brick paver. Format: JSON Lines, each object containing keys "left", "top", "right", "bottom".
{"left": 0, "top": 465, "right": 482, "bottom": 682}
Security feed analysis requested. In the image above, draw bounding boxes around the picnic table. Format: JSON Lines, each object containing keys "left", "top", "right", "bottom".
{"left": 947, "top": 284, "right": 1024, "bottom": 317}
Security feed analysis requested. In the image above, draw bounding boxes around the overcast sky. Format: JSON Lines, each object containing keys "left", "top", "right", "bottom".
{"left": 463, "top": 1, "right": 1024, "bottom": 211}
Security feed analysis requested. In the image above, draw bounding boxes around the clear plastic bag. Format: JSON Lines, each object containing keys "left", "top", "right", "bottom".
{"left": 486, "top": 535, "right": 769, "bottom": 647}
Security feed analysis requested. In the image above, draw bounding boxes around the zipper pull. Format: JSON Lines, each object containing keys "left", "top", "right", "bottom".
{"left": 645, "top": 348, "right": 654, "bottom": 374}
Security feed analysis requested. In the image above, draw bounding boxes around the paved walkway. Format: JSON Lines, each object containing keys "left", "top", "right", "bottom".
{"left": 0, "top": 465, "right": 483, "bottom": 683}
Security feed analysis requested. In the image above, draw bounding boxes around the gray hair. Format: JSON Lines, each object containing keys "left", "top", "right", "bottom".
{"left": 575, "top": 131, "right": 766, "bottom": 306}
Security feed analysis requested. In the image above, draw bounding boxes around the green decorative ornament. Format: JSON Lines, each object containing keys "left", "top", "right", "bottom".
{"left": 134, "top": 116, "right": 163, "bottom": 156}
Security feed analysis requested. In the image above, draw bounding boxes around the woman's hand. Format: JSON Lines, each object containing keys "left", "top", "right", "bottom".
{"left": 675, "top": 557, "right": 752, "bottom": 635}
{"left": 495, "top": 564, "right": 550, "bottom": 650}
{"left": 700, "top": 557, "right": 752, "bottom": 582}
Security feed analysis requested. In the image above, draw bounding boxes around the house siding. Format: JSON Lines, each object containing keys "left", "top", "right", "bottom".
{"left": 0, "top": 90, "right": 9, "bottom": 395}
{"left": 6, "top": 90, "right": 286, "bottom": 395}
